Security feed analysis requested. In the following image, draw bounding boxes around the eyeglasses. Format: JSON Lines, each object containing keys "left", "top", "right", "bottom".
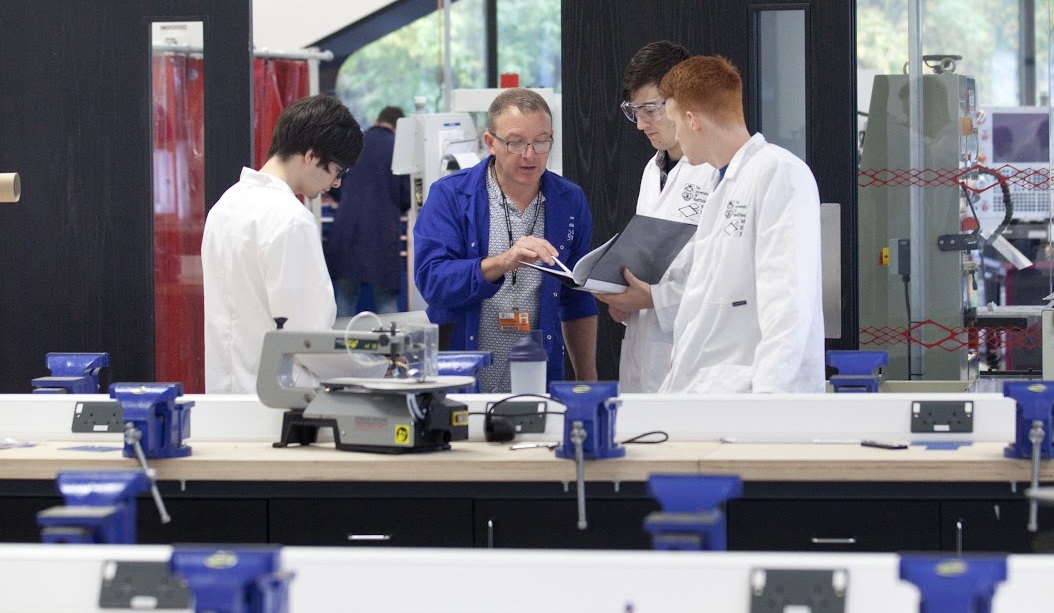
{"left": 331, "top": 162, "right": 350, "bottom": 179}
{"left": 493, "top": 134, "right": 554, "bottom": 155}
{"left": 620, "top": 98, "right": 667, "bottom": 123}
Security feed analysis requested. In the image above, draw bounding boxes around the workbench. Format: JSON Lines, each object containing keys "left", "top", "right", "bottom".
{"left": 0, "top": 391, "right": 1050, "bottom": 553}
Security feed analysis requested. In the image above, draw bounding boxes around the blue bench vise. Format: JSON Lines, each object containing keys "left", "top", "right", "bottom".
{"left": 36, "top": 470, "right": 157, "bottom": 544}
{"left": 436, "top": 351, "right": 492, "bottom": 393}
{"left": 1003, "top": 381, "right": 1054, "bottom": 460}
{"left": 170, "top": 546, "right": 294, "bottom": 613}
{"left": 899, "top": 555, "right": 1006, "bottom": 613}
{"left": 550, "top": 381, "right": 624, "bottom": 461}
{"left": 31, "top": 352, "right": 109, "bottom": 394}
{"left": 826, "top": 350, "right": 887, "bottom": 393}
{"left": 548, "top": 381, "right": 623, "bottom": 530}
{"left": 111, "top": 382, "right": 193, "bottom": 460}
{"left": 1003, "top": 381, "right": 1054, "bottom": 532}
{"left": 643, "top": 474, "right": 743, "bottom": 551}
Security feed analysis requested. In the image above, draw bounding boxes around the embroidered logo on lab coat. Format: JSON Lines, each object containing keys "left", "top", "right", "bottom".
{"left": 678, "top": 183, "right": 709, "bottom": 219}
{"left": 723, "top": 200, "right": 747, "bottom": 238}
{"left": 567, "top": 215, "right": 575, "bottom": 242}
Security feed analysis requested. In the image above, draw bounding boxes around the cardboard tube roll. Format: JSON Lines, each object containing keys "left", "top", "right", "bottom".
{"left": 0, "top": 173, "right": 20, "bottom": 203}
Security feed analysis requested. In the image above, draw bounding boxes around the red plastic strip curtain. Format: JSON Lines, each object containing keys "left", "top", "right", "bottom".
{"left": 152, "top": 53, "right": 206, "bottom": 392}
{"left": 253, "top": 58, "right": 310, "bottom": 169}
{"left": 274, "top": 59, "right": 309, "bottom": 108}
{"left": 150, "top": 57, "right": 309, "bottom": 393}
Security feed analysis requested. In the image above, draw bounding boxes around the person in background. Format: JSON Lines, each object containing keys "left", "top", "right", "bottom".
{"left": 202, "top": 94, "right": 363, "bottom": 393}
{"left": 657, "top": 56, "right": 825, "bottom": 393}
{"left": 326, "top": 105, "right": 411, "bottom": 316}
{"left": 413, "top": 88, "right": 599, "bottom": 393}
{"left": 594, "top": 40, "right": 718, "bottom": 392}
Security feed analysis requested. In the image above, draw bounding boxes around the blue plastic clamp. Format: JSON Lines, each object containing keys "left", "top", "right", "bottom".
{"left": 826, "top": 350, "right": 887, "bottom": 393}
{"left": 169, "top": 546, "right": 294, "bottom": 613}
{"left": 899, "top": 555, "right": 1006, "bottom": 613}
{"left": 550, "top": 381, "right": 625, "bottom": 460}
{"left": 643, "top": 474, "right": 743, "bottom": 551}
{"left": 36, "top": 470, "right": 153, "bottom": 544}
{"left": 31, "top": 352, "right": 110, "bottom": 394}
{"left": 1003, "top": 381, "right": 1054, "bottom": 459}
{"left": 110, "top": 382, "right": 193, "bottom": 459}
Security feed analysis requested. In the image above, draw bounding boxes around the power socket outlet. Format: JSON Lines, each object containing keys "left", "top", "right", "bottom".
{"left": 911, "top": 400, "right": 973, "bottom": 433}
{"left": 488, "top": 401, "right": 547, "bottom": 434}
{"left": 749, "top": 568, "right": 847, "bottom": 613}
{"left": 71, "top": 401, "right": 123, "bottom": 433}
{"left": 98, "top": 561, "right": 190, "bottom": 609}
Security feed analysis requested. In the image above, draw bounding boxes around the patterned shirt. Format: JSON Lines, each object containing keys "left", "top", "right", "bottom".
{"left": 477, "top": 164, "right": 545, "bottom": 393}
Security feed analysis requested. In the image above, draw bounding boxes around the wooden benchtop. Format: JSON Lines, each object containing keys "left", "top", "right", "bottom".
{"left": 0, "top": 440, "right": 1046, "bottom": 483}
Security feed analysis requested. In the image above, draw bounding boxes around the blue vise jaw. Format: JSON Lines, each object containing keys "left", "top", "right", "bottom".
{"left": 436, "top": 351, "right": 493, "bottom": 393}
{"left": 31, "top": 352, "right": 109, "bottom": 394}
{"left": 170, "top": 546, "right": 295, "bottom": 613}
{"left": 643, "top": 474, "right": 743, "bottom": 551}
{"left": 826, "top": 350, "right": 887, "bottom": 393}
{"left": 37, "top": 470, "right": 153, "bottom": 544}
{"left": 110, "top": 382, "right": 193, "bottom": 459}
{"left": 899, "top": 555, "right": 1007, "bottom": 613}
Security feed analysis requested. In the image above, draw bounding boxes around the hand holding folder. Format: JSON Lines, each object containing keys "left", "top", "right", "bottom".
{"left": 520, "top": 214, "right": 697, "bottom": 293}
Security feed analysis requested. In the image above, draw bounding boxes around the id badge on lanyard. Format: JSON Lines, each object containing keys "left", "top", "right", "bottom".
{"left": 498, "top": 310, "right": 531, "bottom": 333}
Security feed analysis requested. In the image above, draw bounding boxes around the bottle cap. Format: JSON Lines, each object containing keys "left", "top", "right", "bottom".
{"left": 508, "top": 334, "right": 546, "bottom": 362}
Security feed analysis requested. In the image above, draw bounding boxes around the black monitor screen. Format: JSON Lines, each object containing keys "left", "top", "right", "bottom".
{"left": 992, "top": 111, "right": 1050, "bottom": 164}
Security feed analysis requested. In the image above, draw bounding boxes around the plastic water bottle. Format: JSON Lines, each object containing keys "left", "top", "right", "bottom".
{"left": 508, "top": 332, "right": 547, "bottom": 395}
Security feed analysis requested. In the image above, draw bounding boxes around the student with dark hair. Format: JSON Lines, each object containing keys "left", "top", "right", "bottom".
{"left": 326, "top": 105, "right": 410, "bottom": 316}
{"left": 202, "top": 94, "right": 367, "bottom": 393}
{"left": 595, "top": 40, "right": 719, "bottom": 392}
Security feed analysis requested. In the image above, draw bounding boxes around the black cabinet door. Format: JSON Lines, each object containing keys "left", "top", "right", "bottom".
{"left": 941, "top": 500, "right": 1054, "bottom": 553}
{"left": 137, "top": 499, "right": 268, "bottom": 545}
{"left": 0, "top": 496, "right": 62, "bottom": 542}
{"left": 270, "top": 498, "right": 473, "bottom": 547}
{"left": 0, "top": 496, "right": 268, "bottom": 545}
{"left": 728, "top": 500, "right": 942, "bottom": 552}
{"left": 474, "top": 499, "right": 659, "bottom": 549}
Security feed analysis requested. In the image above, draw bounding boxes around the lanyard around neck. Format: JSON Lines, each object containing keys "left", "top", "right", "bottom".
{"left": 500, "top": 189, "right": 541, "bottom": 286}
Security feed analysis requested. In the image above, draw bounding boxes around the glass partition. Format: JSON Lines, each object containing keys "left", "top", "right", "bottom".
{"left": 857, "top": 0, "right": 1053, "bottom": 381}
{"left": 757, "top": 9, "right": 807, "bottom": 160}
{"left": 335, "top": 0, "right": 486, "bottom": 123}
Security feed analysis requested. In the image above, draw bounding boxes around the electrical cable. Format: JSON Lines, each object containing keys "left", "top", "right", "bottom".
{"left": 406, "top": 393, "right": 425, "bottom": 421}
{"left": 958, "top": 165, "right": 1013, "bottom": 239}
{"left": 466, "top": 409, "right": 567, "bottom": 419}
{"left": 618, "top": 431, "right": 669, "bottom": 445}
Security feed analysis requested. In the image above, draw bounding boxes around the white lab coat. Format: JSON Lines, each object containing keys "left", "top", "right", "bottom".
{"left": 202, "top": 168, "right": 337, "bottom": 393}
{"left": 619, "top": 154, "right": 718, "bottom": 392}
{"left": 660, "top": 134, "right": 826, "bottom": 394}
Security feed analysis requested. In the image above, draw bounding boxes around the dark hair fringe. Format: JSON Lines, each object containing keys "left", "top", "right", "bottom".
{"left": 267, "top": 94, "right": 364, "bottom": 171}
{"left": 621, "top": 40, "right": 691, "bottom": 101}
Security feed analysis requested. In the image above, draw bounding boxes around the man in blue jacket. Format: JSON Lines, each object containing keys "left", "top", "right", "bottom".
{"left": 414, "top": 88, "right": 598, "bottom": 393}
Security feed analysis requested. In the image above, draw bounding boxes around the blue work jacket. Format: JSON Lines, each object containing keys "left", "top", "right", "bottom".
{"left": 414, "top": 156, "right": 598, "bottom": 383}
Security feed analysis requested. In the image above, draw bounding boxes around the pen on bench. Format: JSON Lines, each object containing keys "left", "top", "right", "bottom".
{"left": 510, "top": 441, "right": 559, "bottom": 450}
{"left": 860, "top": 440, "right": 910, "bottom": 450}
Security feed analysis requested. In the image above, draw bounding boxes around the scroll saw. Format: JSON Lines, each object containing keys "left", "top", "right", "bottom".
{"left": 256, "top": 322, "right": 472, "bottom": 453}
